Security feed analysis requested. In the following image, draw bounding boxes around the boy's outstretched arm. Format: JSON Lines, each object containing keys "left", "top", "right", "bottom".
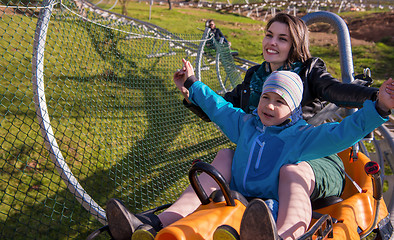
{"left": 376, "top": 78, "right": 394, "bottom": 114}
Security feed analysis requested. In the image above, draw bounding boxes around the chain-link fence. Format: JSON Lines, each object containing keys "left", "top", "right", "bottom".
{"left": 0, "top": 0, "right": 242, "bottom": 238}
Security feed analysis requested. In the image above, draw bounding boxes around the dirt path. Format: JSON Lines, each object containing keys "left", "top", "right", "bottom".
{"left": 346, "top": 12, "right": 394, "bottom": 43}
{"left": 309, "top": 12, "right": 394, "bottom": 46}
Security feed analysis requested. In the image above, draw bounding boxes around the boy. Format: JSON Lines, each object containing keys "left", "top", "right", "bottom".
{"left": 177, "top": 62, "right": 391, "bottom": 206}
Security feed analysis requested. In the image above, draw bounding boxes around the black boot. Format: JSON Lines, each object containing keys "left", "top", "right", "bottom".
{"left": 135, "top": 211, "right": 163, "bottom": 232}
{"left": 240, "top": 199, "right": 281, "bottom": 240}
{"left": 131, "top": 212, "right": 164, "bottom": 240}
{"left": 106, "top": 198, "right": 163, "bottom": 240}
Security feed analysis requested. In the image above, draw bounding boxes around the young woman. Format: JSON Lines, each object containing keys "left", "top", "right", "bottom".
{"left": 105, "top": 13, "right": 394, "bottom": 240}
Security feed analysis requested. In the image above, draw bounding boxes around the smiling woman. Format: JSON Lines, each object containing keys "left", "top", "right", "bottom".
{"left": 262, "top": 22, "right": 295, "bottom": 71}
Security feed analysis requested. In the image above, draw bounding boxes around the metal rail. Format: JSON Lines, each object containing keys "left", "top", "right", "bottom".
{"left": 33, "top": 0, "right": 107, "bottom": 225}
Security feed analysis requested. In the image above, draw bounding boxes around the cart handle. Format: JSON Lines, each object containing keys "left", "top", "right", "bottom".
{"left": 189, "top": 161, "right": 235, "bottom": 206}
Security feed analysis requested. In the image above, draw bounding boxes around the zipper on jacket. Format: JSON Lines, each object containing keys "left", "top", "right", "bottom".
{"left": 242, "top": 126, "right": 266, "bottom": 193}
{"left": 254, "top": 141, "right": 265, "bottom": 169}
{"left": 242, "top": 140, "right": 256, "bottom": 193}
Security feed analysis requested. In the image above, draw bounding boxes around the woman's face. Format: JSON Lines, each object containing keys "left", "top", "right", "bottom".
{"left": 262, "top": 21, "right": 292, "bottom": 71}
{"left": 257, "top": 92, "right": 292, "bottom": 126}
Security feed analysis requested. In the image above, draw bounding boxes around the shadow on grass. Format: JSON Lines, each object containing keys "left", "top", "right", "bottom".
{"left": 1, "top": 58, "right": 231, "bottom": 240}
{"left": 1, "top": 18, "right": 234, "bottom": 239}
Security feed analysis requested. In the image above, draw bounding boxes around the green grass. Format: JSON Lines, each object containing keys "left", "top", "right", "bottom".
{"left": 1, "top": 1, "right": 393, "bottom": 239}
{"left": 98, "top": 1, "right": 265, "bottom": 62}
{"left": 1, "top": 8, "right": 235, "bottom": 239}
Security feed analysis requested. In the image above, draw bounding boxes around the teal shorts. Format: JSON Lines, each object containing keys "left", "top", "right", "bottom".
{"left": 307, "top": 154, "right": 346, "bottom": 201}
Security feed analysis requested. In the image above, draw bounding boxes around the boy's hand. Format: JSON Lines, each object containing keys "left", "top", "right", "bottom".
{"left": 182, "top": 58, "right": 195, "bottom": 78}
{"left": 173, "top": 68, "right": 186, "bottom": 89}
{"left": 377, "top": 78, "right": 394, "bottom": 111}
{"left": 173, "top": 58, "right": 195, "bottom": 103}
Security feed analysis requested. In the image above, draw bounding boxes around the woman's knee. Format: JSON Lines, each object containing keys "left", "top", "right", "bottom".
{"left": 212, "top": 149, "right": 234, "bottom": 165}
{"left": 216, "top": 148, "right": 234, "bottom": 157}
{"left": 211, "top": 148, "right": 234, "bottom": 181}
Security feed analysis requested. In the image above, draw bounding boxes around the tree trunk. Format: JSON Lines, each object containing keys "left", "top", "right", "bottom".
{"left": 168, "top": 0, "right": 172, "bottom": 10}
{"left": 120, "top": 0, "right": 128, "bottom": 16}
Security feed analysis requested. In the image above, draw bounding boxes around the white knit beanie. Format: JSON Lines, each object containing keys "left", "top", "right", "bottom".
{"left": 262, "top": 71, "right": 303, "bottom": 111}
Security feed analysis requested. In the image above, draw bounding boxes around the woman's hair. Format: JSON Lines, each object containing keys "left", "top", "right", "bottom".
{"left": 265, "top": 13, "right": 312, "bottom": 64}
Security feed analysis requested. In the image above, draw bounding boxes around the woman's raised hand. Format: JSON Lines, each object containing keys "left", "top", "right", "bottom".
{"left": 385, "top": 77, "right": 394, "bottom": 99}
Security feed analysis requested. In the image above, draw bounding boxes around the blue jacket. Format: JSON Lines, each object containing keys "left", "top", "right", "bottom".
{"left": 188, "top": 80, "right": 388, "bottom": 201}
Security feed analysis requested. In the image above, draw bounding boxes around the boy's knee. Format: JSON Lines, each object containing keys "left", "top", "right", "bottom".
{"left": 280, "top": 164, "right": 301, "bottom": 180}
{"left": 279, "top": 163, "right": 314, "bottom": 184}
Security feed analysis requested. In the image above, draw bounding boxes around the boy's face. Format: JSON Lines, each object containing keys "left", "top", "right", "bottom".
{"left": 257, "top": 92, "right": 292, "bottom": 126}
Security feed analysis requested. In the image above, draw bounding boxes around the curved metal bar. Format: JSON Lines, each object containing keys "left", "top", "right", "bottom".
{"left": 32, "top": 0, "right": 107, "bottom": 225}
{"left": 377, "top": 125, "right": 394, "bottom": 158}
{"left": 92, "top": 0, "right": 104, "bottom": 5}
{"left": 195, "top": 20, "right": 211, "bottom": 81}
{"left": 302, "top": 11, "right": 354, "bottom": 84}
{"left": 302, "top": 11, "right": 358, "bottom": 159}
{"left": 377, "top": 125, "right": 394, "bottom": 224}
{"left": 107, "top": 0, "right": 118, "bottom": 11}
{"left": 216, "top": 51, "right": 224, "bottom": 90}
{"left": 216, "top": 37, "right": 228, "bottom": 92}
{"left": 189, "top": 161, "right": 235, "bottom": 206}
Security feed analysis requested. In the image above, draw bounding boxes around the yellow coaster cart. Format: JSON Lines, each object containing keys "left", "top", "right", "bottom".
{"left": 154, "top": 148, "right": 393, "bottom": 240}
{"left": 88, "top": 146, "right": 393, "bottom": 240}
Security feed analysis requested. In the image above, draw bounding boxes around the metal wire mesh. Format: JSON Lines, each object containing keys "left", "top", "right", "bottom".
{"left": 0, "top": 0, "right": 241, "bottom": 238}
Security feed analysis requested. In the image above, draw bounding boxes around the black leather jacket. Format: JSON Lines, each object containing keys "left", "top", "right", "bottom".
{"left": 184, "top": 57, "right": 378, "bottom": 122}
{"left": 211, "top": 28, "right": 228, "bottom": 43}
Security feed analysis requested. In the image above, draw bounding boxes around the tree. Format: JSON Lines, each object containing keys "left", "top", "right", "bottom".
{"left": 168, "top": 0, "right": 172, "bottom": 10}
{"left": 119, "top": 0, "right": 128, "bottom": 16}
